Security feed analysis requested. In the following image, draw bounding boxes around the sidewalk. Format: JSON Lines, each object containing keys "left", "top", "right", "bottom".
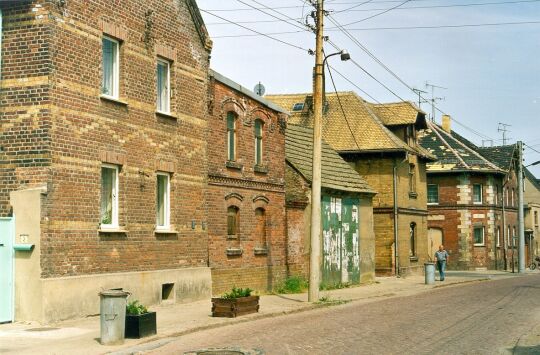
{"left": 0, "top": 270, "right": 522, "bottom": 355}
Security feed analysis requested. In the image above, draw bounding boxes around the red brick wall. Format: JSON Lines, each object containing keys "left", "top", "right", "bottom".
{"left": 207, "top": 78, "right": 287, "bottom": 295}
{"left": 2, "top": 0, "right": 212, "bottom": 277}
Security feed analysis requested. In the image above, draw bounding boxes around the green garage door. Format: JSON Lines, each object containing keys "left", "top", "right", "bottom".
{"left": 0, "top": 217, "right": 14, "bottom": 323}
{"left": 321, "top": 196, "right": 360, "bottom": 288}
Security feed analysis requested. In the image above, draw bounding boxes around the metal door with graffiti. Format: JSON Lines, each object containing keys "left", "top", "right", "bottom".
{"left": 322, "top": 196, "right": 360, "bottom": 288}
{"left": 0, "top": 217, "right": 14, "bottom": 323}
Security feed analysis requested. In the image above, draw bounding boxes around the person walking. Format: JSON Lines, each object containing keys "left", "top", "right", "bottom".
{"left": 434, "top": 245, "right": 449, "bottom": 281}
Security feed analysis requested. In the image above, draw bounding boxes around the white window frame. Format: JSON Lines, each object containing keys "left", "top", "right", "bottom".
{"left": 156, "top": 58, "right": 171, "bottom": 114}
{"left": 427, "top": 184, "right": 439, "bottom": 205}
{"left": 473, "top": 184, "right": 483, "bottom": 204}
{"left": 496, "top": 227, "right": 501, "bottom": 247}
{"left": 473, "top": 226, "right": 485, "bottom": 246}
{"left": 156, "top": 172, "right": 171, "bottom": 230}
{"left": 101, "top": 36, "right": 120, "bottom": 99}
{"left": 101, "top": 164, "right": 119, "bottom": 229}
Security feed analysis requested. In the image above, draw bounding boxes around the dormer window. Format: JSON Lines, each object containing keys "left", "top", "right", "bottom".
{"left": 292, "top": 102, "right": 304, "bottom": 111}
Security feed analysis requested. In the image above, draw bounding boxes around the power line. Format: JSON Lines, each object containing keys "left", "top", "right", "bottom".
{"left": 338, "top": 0, "right": 412, "bottom": 26}
{"left": 234, "top": 0, "right": 309, "bottom": 32}
{"left": 332, "top": 0, "right": 540, "bottom": 12}
{"left": 209, "top": 20, "right": 540, "bottom": 36}
{"left": 199, "top": 9, "right": 310, "bottom": 51}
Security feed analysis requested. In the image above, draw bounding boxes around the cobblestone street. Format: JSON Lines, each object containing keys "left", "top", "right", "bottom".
{"left": 147, "top": 274, "right": 540, "bottom": 355}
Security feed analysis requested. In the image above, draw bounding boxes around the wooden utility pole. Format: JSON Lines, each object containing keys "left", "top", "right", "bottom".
{"left": 517, "top": 141, "right": 525, "bottom": 273}
{"left": 309, "top": 0, "right": 324, "bottom": 302}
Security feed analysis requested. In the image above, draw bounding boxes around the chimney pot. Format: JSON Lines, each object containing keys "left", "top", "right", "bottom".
{"left": 442, "top": 115, "right": 451, "bottom": 133}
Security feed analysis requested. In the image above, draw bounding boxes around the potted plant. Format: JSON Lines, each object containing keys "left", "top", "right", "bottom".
{"left": 125, "top": 300, "right": 157, "bottom": 339}
{"left": 211, "top": 287, "right": 259, "bottom": 318}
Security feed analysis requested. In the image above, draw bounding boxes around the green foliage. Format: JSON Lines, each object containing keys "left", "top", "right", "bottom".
{"left": 316, "top": 295, "right": 351, "bottom": 306}
{"left": 275, "top": 276, "right": 308, "bottom": 294}
{"left": 126, "top": 300, "right": 148, "bottom": 315}
{"left": 221, "top": 286, "right": 253, "bottom": 299}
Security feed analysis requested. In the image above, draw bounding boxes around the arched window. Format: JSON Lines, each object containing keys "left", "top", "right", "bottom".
{"left": 255, "top": 208, "right": 266, "bottom": 247}
{"left": 410, "top": 222, "right": 417, "bottom": 257}
{"left": 254, "top": 119, "right": 263, "bottom": 166}
{"left": 227, "top": 206, "right": 239, "bottom": 237}
{"left": 226, "top": 112, "right": 237, "bottom": 161}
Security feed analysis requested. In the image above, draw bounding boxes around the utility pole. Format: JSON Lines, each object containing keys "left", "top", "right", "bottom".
{"left": 517, "top": 141, "right": 525, "bottom": 273}
{"left": 309, "top": 0, "right": 324, "bottom": 302}
{"left": 425, "top": 81, "right": 446, "bottom": 121}
{"left": 498, "top": 123, "right": 511, "bottom": 145}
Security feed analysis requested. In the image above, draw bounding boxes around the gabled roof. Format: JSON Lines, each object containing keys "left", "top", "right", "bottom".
{"left": 477, "top": 144, "right": 517, "bottom": 172}
{"left": 524, "top": 168, "right": 540, "bottom": 191}
{"left": 369, "top": 101, "right": 428, "bottom": 129}
{"left": 420, "top": 122, "right": 504, "bottom": 173}
{"left": 266, "top": 92, "right": 435, "bottom": 160}
{"left": 286, "top": 124, "right": 375, "bottom": 194}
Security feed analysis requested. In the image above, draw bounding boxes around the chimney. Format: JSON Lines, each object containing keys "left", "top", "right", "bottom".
{"left": 442, "top": 115, "right": 451, "bottom": 133}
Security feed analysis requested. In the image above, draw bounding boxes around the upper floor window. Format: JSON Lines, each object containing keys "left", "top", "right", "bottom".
{"left": 102, "top": 37, "right": 119, "bottom": 98}
{"left": 255, "top": 208, "right": 267, "bottom": 248}
{"left": 427, "top": 184, "right": 439, "bottom": 204}
{"left": 496, "top": 227, "right": 501, "bottom": 247}
{"left": 409, "top": 222, "right": 417, "bottom": 257}
{"left": 408, "top": 164, "right": 416, "bottom": 194}
{"left": 474, "top": 226, "right": 485, "bottom": 246}
{"left": 254, "top": 119, "right": 263, "bottom": 166}
{"left": 511, "top": 188, "right": 515, "bottom": 207}
{"left": 473, "top": 184, "right": 483, "bottom": 204}
{"left": 535, "top": 211, "right": 538, "bottom": 226}
{"left": 156, "top": 172, "right": 170, "bottom": 230}
{"left": 227, "top": 206, "right": 239, "bottom": 237}
{"left": 156, "top": 59, "right": 170, "bottom": 113}
{"left": 227, "top": 112, "right": 237, "bottom": 161}
{"left": 101, "top": 164, "right": 119, "bottom": 228}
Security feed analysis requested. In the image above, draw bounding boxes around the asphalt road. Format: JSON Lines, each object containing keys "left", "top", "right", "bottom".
{"left": 148, "top": 274, "right": 540, "bottom": 355}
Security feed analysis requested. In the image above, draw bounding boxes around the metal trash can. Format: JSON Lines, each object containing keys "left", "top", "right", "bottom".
{"left": 424, "top": 263, "right": 435, "bottom": 285}
{"left": 99, "top": 289, "right": 129, "bottom": 345}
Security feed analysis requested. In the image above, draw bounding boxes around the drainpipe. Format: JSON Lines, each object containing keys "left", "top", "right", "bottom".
{"left": 502, "top": 179, "right": 508, "bottom": 271}
{"left": 393, "top": 159, "right": 399, "bottom": 277}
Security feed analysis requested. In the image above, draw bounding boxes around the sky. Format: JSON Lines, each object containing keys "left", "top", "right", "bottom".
{"left": 197, "top": 0, "right": 540, "bottom": 175}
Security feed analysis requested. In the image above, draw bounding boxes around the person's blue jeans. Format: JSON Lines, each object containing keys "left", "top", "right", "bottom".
{"left": 437, "top": 260, "right": 446, "bottom": 281}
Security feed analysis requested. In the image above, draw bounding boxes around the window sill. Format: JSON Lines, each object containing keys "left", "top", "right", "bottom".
{"left": 100, "top": 95, "right": 128, "bottom": 106}
{"left": 154, "top": 229, "right": 178, "bottom": 235}
{"left": 473, "top": 244, "right": 485, "bottom": 247}
{"left": 99, "top": 227, "right": 128, "bottom": 234}
{"left": 227, "top": 235, "right": 239, "bottom": 240}
{"left": 427, "top": 202, "right": 439, "bottom": 206}
{"left": 473, "top": 202, "right": 483, "bottom": 205}
{"left": 226, "top": 248, "right": 243, "bottom": 256}
{"left": 409, "top": 192, "right": 418, "bottom": 199}
{"left": 254, "top": 247, "right": 268, "bottom": 255}
{"left": 156, "top": 111, "right": 178, "bottom": 120}
{"left": 254, "top": 165, "right": 269, "bottom": 174}
{"left": 226, "top": 161, "right": 243, "bottom": 170}
{"left": 409, "top": 256, "right": 419, "bottom": 262}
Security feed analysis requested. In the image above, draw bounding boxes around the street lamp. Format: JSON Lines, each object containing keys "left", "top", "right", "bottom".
{"left": 309, "top": 46, "right": 351, "bottom": 302}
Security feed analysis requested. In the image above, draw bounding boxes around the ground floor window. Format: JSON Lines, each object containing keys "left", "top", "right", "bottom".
{"left": 227, "top": 206, "right": 239, "bottom": 237}
{"left": 101, "top": 164, "right": 119, "bottom": 228}
{"left": 410, "top": 222, "right": 417, "bottom": 257}
{"left": 156, "top": 172, "right": 170, "bottom": 230}
{"left": 474, "top": 226, "right": 485, "bottom": 246}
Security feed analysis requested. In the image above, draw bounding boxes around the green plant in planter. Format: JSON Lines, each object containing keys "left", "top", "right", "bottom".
{"left": 126, "top": 300, "right": 148, "bottom": 315}
{"left": 221, "top": 286, "right": 253, "bottom": 299}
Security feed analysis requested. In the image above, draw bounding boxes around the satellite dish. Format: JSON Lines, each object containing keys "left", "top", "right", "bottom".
{"left": 254, "top": 82, "right": 266, "bottom": 96}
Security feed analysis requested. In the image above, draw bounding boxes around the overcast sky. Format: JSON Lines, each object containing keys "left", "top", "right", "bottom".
{"left": 198, "top": 0, "right": 540, "bottom": 175}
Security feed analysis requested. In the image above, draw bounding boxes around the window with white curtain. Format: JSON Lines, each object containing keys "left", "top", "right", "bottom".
{"left": 156, "top": 59, "right": 170, "bottom": 113}
{"left": 102, "top": 37, "right": 119, "bottom": 98}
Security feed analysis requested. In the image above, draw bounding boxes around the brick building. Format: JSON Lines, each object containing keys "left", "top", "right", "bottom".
{"left": 0, "top": 0, "right": 213, "bottom": 323}
{"left": 285, "top": 124, "right": 376, "bottom": 287}
{"left": 420, "top": 116, "right": 518, "bottom": 270}
{"left": 524, "top": 169, "right": 540, "bottom": 266}
{"left": 207, "top": 70, "right": 288, "bottom": 295}
{"left": 267, "top": 93, "right": 435, "bottom": 276}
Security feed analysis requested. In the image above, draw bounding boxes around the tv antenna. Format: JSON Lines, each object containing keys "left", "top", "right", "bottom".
{"left": 425, "top": 81, "right": 447, "bottom": 122}
{"left": 412, "top": 88, "right": 428, "bottom": 110}
{"left": 498, "top": 123, "right": 512, "bottom": 145}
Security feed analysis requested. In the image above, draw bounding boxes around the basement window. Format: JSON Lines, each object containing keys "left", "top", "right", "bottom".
{"left": 162, "top": 283, "right": 174, "bottom": 301}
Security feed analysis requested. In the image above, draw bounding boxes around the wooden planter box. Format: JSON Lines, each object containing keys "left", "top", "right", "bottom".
{"left": 125, "top": 312, "right": 157, "bottom": 339}
{"left": 211, "top": 296, "right": 260, "bottom": 318}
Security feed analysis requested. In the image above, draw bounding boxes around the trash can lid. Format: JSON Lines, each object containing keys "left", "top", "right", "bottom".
{"left": 99, "top": 289, "right": 129, "bottom": 298}
{"left": 424, "top": 262, "right": 435, "bottom": 265}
